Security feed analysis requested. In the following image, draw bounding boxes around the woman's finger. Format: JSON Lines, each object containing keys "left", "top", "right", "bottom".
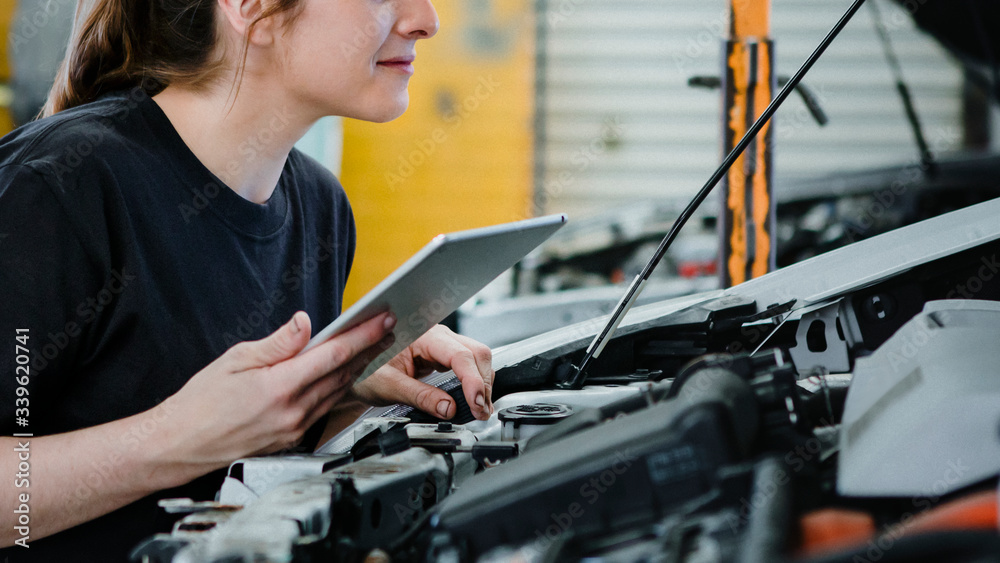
{"left": 279, "top": 312, "right": 396, "bottom": 388}
{"left": 294, "top": 331, "right": 396, "bottom": 411}
{"left": 448, "top": 332, "right": 494, "bottom": 404}
{"left": 366, "top": 363, "right": 457, "bottom": 419}
{"left": 410, "top": 327, "right": 491, "bottom": 419}
{"left": 296, "top": 370, "right": 352, "bottom": 413}
{"left": 229, "top": 311, "right": 312, "bottom": 370}
{"left": 340, "top": 332, "right": 397, "bottom": 382}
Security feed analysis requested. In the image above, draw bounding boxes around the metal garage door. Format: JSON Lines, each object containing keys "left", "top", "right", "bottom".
{"left": 535, "top": 0, "right": 964, "bottom": 218}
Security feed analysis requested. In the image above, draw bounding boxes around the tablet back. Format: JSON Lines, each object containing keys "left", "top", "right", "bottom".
{"left": 301, "top": 214, "right": 567, "bottom": 381}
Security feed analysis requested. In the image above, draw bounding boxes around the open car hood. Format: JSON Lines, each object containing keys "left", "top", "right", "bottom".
{"left": 894, "top": 0, "right": 1000, "bottom": 67}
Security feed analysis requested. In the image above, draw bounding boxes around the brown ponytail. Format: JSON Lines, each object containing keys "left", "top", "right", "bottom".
{"left": 42, "top": 0, "right": 301, "bottom": 117}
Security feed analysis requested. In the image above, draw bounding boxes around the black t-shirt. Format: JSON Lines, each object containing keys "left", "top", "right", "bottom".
{"left": 0, "top": 87, "right": 355, "bottom": 561}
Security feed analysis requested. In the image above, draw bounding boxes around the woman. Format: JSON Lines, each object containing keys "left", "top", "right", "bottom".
{"left": 0, "top": 0, "right": 495, "bottom": 560}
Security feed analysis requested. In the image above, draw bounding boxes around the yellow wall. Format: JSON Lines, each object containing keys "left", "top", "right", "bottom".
{"left": 0, "top": 0, "right": 18, "bottom": 133}
{"left": 340, "top": 0, "right": 536, "bottom": 307}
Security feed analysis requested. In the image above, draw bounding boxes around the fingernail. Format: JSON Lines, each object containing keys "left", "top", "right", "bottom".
{"left": 475, "top": 394, "right": 486, "bottom": 411}
{"left": 290, "top": 312, "right": 302, "bottom": 334}
{"left": 436, "top": 400, "right": 451, "bottom": 418}
{"left": 384, "top": 313, "right": 396, "bottom": 331}
{"left": 380, "top": 333, "right": 396, "bottom": 349}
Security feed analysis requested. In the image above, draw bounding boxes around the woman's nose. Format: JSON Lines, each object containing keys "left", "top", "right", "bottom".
{"left": 398, "top": 0, "right": 440, "bottom": 39}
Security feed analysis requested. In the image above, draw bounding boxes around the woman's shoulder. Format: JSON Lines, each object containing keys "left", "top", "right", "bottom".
{"left": 0, "top": 91, "right": 156, "bottom": 247}
{"left": 0, "top": 89, "right": 150, "bottom": 179}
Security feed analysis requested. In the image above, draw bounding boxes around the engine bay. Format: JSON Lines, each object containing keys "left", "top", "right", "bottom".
{"left": 130, "top": 199, "right": 1000, "bottom": 563}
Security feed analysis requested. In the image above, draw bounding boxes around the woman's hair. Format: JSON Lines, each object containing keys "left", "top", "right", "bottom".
{"left": 42, "top": 0, "right": 300, "bottom": 117}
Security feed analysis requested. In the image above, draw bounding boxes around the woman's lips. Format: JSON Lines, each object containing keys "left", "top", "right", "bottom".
{"left": 377, "top": 58, "right": 415, "bottom": 75}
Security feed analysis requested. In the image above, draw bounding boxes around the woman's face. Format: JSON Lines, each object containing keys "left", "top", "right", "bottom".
{"left": 273, "top": 0, "right": 439, "bottom": 122}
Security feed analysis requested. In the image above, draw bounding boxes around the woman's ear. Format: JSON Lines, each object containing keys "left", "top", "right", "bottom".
{"left": 216, "top": 0, "right": 276, "bottom": 46}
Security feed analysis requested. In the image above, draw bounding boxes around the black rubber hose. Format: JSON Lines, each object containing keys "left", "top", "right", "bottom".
{"left": 737, "top": 456, "right": 794, "bottom": 563}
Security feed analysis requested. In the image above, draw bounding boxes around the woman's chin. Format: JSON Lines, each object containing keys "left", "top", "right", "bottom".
{"left": 351, "top": 95, "right": 410, "bottom": 123}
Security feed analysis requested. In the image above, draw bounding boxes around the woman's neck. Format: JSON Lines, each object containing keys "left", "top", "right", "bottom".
{"left": 152, "top": 82, "right": 315, "bottom": 204}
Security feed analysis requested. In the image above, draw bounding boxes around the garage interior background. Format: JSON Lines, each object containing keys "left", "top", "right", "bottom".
{"left": 1, "top": 0, "right": 989, "bottom": 307}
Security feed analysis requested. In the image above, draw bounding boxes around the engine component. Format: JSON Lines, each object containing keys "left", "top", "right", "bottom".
{"left": 788, "top": 299, "right": 864, "bottom": 375}
{"left": 429, "top": 368, "right": 759, "bottom": 560}
{"left": 498, "top": 403, "right": 574, "bottom": 441}
{"left": 133, "top": 448, "right": 451, "bottom": 563}
{"left": 218, "top": 454, "right": 351, "bottom": 505}
{"left": 838, "top": 299, "right": 1000, "bottom": 497}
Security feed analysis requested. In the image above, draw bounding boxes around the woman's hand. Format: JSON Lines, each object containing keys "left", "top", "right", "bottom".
{"left": 351, "top": 325, "right": 495, "bottom": 421}
{"left": 0, "top": 310, "right": 398, "bottom": 546}
{"left": 158, "top": 310, "right": 396, "bottom": 474}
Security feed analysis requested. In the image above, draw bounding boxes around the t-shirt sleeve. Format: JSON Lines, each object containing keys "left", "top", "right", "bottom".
{"left": 0, "top": 163, "right": 107, "bottom": 436}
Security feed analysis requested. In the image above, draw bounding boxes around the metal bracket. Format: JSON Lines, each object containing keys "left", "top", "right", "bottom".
{"left": 787, "top": 298, "right": 863, "bottom": 375}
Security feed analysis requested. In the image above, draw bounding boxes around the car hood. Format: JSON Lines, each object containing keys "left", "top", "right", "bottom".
{"left": 895, "top": 0, "right": 1000, "bottom": 66}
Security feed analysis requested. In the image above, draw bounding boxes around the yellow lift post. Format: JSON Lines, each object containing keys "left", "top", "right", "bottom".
{"left": 720, "top": 0, "right": 776, "bottom": 287}
{"left": 0, "top": 0, "right": 20, "bottom": 134}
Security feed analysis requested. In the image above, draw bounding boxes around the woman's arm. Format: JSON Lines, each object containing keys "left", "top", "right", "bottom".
{"left": 1, "top": 411, "right": 189, "bottom": 546}
{"left": 1, "top": 310, "right": 395, "bottom": 546}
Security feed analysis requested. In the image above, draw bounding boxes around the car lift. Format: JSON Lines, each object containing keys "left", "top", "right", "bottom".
{"left": 720, "top": 0, "right": 776, "bottom": 287}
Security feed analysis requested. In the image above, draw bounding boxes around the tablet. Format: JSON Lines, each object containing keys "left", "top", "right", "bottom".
{"left": 299, "top": 214, "right": 568, "bottom": 381}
